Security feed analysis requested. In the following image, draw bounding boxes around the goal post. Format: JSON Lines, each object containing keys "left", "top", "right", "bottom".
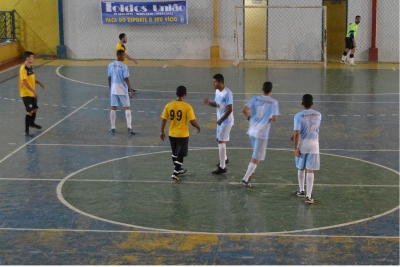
{"left": 234, "top": 6, "right": 327, "bottom": 68}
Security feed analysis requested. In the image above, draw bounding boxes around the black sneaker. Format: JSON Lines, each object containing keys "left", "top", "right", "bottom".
{"left": 212, "top": 166, "right": 227, "bottom": 175}
{"left": 216, "top": 158, "right": 229, "bottom": 167}
{"left": 30, "top": 123, "right": 42, "bottom": 129}
{"left": 174, "top": 169, "right": 187, "bottom": 176}
{"left": 295, "top": 191, "right": 305, "bottom": 198}
{"left": 305, "top": 196, "right": 315, "bottom": 204}
{"left": 241, "top": 179, "right": 251, "bottom": 188}
{"left": 24, "top": 132, "right": 33, "bottom": 137}
{"left": 131, "top": 89, "right": 137, "bottom": 92}
{"left": 127, "top": 128, "right": 136, "bottom": 134}
{"left": 109, "top": 128, "right": 115, "bottom": 133}
{"left": 171, "top": 175, "right": 180, "bottom": 182}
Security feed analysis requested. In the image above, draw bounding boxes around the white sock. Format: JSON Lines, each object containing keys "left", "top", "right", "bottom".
{"left": 125, "top": 110, "right": 132, "bottom": 129}
{"left": 243, "top": 162, "right": 257, "bottom": 182}
{"left": 218, "top": 143, "right": 227, "bottom": 168}
{"left": 306, "top": 172, "right": 314, "bottom": 198}
{"left": 298, "top": 169, "right": 305, "bottom": 192}
{"left": 341, "top": 55, "right": 347, "bottom": 61}
{"left": 110, "top": 110, "right": 116, "bottom": 129}
{"left": 350, "top": 57, "right": 355, "bottom": 64}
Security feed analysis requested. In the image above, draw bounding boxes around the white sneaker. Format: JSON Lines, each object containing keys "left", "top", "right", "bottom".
{"left": 349, "top": 63, "right": 357, "bottom": 66}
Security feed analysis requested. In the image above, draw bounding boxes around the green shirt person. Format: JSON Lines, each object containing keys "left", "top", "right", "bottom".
{"left": 341, "top": 16, "right": 361, "bottom": 66}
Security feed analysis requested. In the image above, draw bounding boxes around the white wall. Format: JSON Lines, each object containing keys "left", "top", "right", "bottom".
{"left": 376, "top": 0, "right": 399, "bottom": 62}
{"left": 62, "top": 0, "right": 399, "bottom": 62}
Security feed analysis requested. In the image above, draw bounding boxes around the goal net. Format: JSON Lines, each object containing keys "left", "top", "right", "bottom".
{"left": 234, "top": 6, "right": 327, "bottom": 68}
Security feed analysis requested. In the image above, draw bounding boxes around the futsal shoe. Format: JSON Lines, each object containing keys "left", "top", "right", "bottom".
{"left": 131, "top": 88, "right": 138, "bottom": 92}
{"left": 30, "top": 123, "right": 42, "bottom": 129}
{"left": 171, "top": 175, "right": 180, "bottom": 182}
{"left": 349, "top": 62, "right": 357, "bottom": 66}
{"left": 295, "top": 191, "right": 305, "bottom": 198}
{"left": 305, "top": 196, "right": 315, "bottom": 204}
{"left": 241, "top": 179, "right": 251, "bottom": 188}
{"left": 24, "top": 131, "right": 33, "bottom": 137}
{"left": 109, "top": 128, "right": 115, "bottom": 133}
{"left": 127, "top": 128, "right": 136, "bottom": 134}
{"left": 212, "top": 166, "right": 227, "bottom": 174}
{"left": 216, "top": 158, "right": 229, "bottom": 167}
{"left": 175, "top": 169, "right": 187, "bottom": 176}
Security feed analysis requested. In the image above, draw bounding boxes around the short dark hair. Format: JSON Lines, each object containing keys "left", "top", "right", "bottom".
{"left": 119, "top": 33, "right": 126, "bottom": 40}
{"left": 262, "top": 81, "right": 273, "bottom": 94}
{"left": 116, "top": 50, "right": 125, "bottom": 57}
{"left": 355, "top": 15, "right": 361, "bottom": 19}
{"left": 23, "top": 51, "right": 34, "bottom": 59}
{"left": 176, "top": 85, "right": 187, "bottom": 97}
{"left": 213, "top": 74, "right": 224, "bottom": 84}
{"left": 302, "top": 94, "right": 313, "bottom": 109}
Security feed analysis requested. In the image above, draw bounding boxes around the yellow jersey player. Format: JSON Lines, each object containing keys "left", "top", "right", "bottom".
{"left": 160, "top": 86, "right": 201, "bottom": 182}
{"left": 19, "top": 51, "right": 45, "bottom": 137}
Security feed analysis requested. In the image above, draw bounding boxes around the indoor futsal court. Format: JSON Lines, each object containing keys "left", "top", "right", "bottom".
{"left": 0, "top": 59, "right": 398, "bottom": 264}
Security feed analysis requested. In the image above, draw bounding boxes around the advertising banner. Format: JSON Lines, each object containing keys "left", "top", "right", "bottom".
{"left": 101, "top": 1, "right": 188, "bottom": 25}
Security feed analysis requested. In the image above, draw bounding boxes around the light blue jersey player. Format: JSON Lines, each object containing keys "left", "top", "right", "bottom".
{"left": 293, "top": 94, "right": 322, "bottom": 204}
{"left": 241, "top": 82, "right": 279, "bottom": 188}
{"left": 107, "top": 50, "right": 135, "bottom": 134}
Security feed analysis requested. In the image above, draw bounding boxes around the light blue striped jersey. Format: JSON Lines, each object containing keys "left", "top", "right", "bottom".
{"left": 294, "top": 109, "right": 322, "bottom": 153}
{"left": 108, "top": 61, "right": 129, "bottom": 95}
{"left": 246, "top": 95, "right": 279, "bottom": 139}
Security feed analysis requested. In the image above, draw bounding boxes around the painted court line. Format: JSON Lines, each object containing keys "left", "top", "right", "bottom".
{"left": 0, "top": 178, "right": 62, "bottom": 181}
{"left": 55, "top": 66, "right": 399, "bottom": 96}
{"left": 64, "top": 179, "right": 398, "bottom": 188}
{"left": 0, "top": 98, "right": 95, "bottom": 164}
{"left": 0, "top": 226, "right": 397, "bottom": 239}
{"left": 56, "top": 148, "right": 399, "bottom": 235}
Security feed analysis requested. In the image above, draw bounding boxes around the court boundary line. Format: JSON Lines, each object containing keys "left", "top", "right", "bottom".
{"left": 0, "top": 98, "right": 95, "bottom": 164}
{"left": 56, "top": 148, "right": 400, "bottom": 236}
{"left": 23, "top": 144, "right": 400, "bottom": 152}
{"left": 0, "top": 226, "right": 398, "bottom": 239}
{"left": 55, "top": 66, "right": 400, "bottom": 96}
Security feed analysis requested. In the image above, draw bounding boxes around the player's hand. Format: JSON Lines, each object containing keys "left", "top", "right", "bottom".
{"left": 216, "top": 119, "right": 222, "bottom": 126}
{"left": 160, "top": 132, "right": 165, "bottom": 141}
{"left": 196, "top": 127, "right": 200, "bottom": 133}
{"left": 129, "top": 91, "right": 133, "bottom": 99}
{"left": 203, "top": 98, "right": 209, "bottom": 105}
{"left": 39, "top": 83, "right": 45, "bottom": 89}
{"left": 295, "top": 148, "right": 301, "bottom": 157}
{"left": 132, "top": 59, "right": 138, "bottom": 64}
{"left": 34, "top": 92, "right": 39, "bottom": 98}
{"left": 290, "top": 135, "right": 294, "bottom": 142}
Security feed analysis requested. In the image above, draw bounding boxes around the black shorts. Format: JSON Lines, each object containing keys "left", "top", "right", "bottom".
{"left": 22, "top": 97, "right": 38, "bottom": 112}
{"left": 169, "top": 136, "right": 189, "bottom": 157}
{"left": 345, "top": 37, "right": 355, "bottom": 49}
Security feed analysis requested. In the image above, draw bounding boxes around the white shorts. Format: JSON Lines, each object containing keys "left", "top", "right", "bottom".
{"left": 250, "top": 136, "right": 268, "bottom": 161}
{"left": 295, "top": 153, "right": 320, "bottom": 170}
{"left": 216, "top": 124, "right": 232, "bottom": 141}
{"left": 111, "top": 94, "right": 130, "bottom": 107}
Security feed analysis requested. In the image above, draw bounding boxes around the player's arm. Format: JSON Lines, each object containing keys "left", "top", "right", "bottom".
{"left": 189, "top": 119, "right": 200, "bottom": 133}
{"left": 108, "top": 77, "right": 111, "bottom": 88}
{"left": 23, "top": 80, "right": 38, "bottom": 98}
{"left": 242, "top": 105, "right": 251, "bottom": 121}
{"left": 204, "top": 98, "right": 217, "bottom": 107}
{"left": 293, "top": 129, "right": 301, "bottom": 157}
{"left": 35, "top": 80, "right": 44, "bottom": 89}
{"left": 217, "top": 104, "right": 232, "bottom": 125}
{"left": 160, "top": 118, "right": 167, "bottom": 141}
{"left": 125, "top": 53, "right": 138, "bottom": 64}
{"left": 124, "top": 77, "right": 134, "bottom": 99}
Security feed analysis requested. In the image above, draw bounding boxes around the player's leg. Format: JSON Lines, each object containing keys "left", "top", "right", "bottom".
{"left": 349, "top": 47, "right": 356, "bottom": 66}
{"left": 304, "top": 153, "right": 320, "bottom": 204}
{"left": 295, "top": 154, "right": 306, "bottom": 197}
{"left": 241, "top": 137, "right": 266, "bottom": 188}
{"left": 120, "top": 95, "right": 135, "bottom": 134}
{"left": 213, "top": 125, "right": 232, "bottom": 174}
{"left": 341, "top": 38, "right": 351, "bottom": 63}
{"left": 110, "top": 94, "right": 118, "bottom": 132}
{"left": 22, "top": 97, "right": 35, "bottom": 137}
{"left": 29, "top": 98, "right": 41, "bottom": 129}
